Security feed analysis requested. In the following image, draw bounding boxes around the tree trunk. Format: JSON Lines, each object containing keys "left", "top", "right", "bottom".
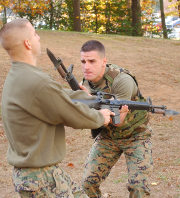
{"left": 49, "top": 0, "right": 54, "bottom": 30}
{"left": 131, "top": 0, "right": 142, "bottom": 36}
{"left": 159, "top": 0, "right": 167, "bottom": 39}
{"left": 3, "top": 6, "right": 7, "bottom": 24}
{"left": 105, "top": 2, "right": 111, "bottom": 34}
{"left": 94, "top": 3, "right": 98, "bottom": 33}
{"left": 73, "top": 0, "right": 81, "bottom": 32}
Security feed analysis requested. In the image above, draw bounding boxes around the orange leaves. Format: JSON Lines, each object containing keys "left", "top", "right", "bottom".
{"left": 0, "top": 0, "right": 14, "bottom": 10}
{"left": 67, "top": 163, "right": 75, "bottom": 168}
{"left": 0, "top": 0, "right": 11, "bottom": 7}
{"left": 1, "top": 0, "right": 51, "bottom": 17}
{"left": 168, "top": 116, "right": 173, "bottom": 121}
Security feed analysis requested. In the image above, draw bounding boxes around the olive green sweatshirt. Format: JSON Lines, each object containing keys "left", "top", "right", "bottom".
{"left": 2, "top": 62, "right": 104, "bottom": 168}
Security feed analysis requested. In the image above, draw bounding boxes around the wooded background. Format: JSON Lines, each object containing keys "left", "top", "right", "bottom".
{"left": 0, "top": 0, "right": 180, "bottom": 38}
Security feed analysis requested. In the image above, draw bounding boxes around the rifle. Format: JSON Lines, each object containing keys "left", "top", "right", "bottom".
{"left": 46, "top": 48, "right": 80, "bottom": 91}
{"left": 72, "top": 92, "right": 180, "bottom": 125}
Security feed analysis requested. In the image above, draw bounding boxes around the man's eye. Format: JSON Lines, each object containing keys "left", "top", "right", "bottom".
{"left": 81, "top": 60, "right": 86, "bottom": 64}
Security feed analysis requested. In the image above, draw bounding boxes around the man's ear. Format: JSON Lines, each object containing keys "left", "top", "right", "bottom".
{"left": 103, "top": 57, "right": 107, "bottom": 67}
{"left": 24, "top": 40, "right": 32, "bottom": 50}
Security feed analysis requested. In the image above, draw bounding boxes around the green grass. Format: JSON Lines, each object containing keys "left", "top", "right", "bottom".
{"left": 174, "top": 158, "right": 180, "bottom": 165}
{"left": 158, "top": 173, "right": 169, "bottom": 182}
{"left": 113, "top": 174, "right": 128, "bottom": 184}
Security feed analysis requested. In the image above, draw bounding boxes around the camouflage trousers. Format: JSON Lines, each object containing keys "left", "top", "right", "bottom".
{"left": 82, "top": 131, "right": 153, "bottom": 198}
{"left": 13, "top": 163, "right": 88, "bottom": 198}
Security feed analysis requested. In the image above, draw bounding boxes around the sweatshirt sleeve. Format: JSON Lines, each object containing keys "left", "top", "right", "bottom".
{"left": 30, "top": 78, "right": 104, "bottom": 129}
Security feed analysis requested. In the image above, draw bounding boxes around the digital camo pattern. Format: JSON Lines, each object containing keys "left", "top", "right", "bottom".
{"left": 13, "top": 164, "right": 88, "bottom": 198}
{"left": 103, "top": 106, "right": 150, "bottom": 140}
{"left": 82, "top": 130, "right": 153, "bottom": 198}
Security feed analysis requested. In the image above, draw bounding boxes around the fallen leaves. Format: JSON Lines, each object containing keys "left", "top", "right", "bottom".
{"left": 151, "top": 182, "right": 158, "bottom": 186}
{"left": 168, "top": 116, "right": 173, "bottom": 121}
{"left": 67, "top": 163, "right": 75, "bottom": 168}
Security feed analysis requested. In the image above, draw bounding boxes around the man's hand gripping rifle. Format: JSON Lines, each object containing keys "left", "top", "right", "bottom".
{"left": 46, "top": 48, "right": 179, "bottom": 125}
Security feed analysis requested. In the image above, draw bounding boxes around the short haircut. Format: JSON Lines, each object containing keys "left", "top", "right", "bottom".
{"left": 80, "top": 40, "right": 105, "bottom": 57}
{"left": 0, "top": 18, "right": 29, "bottom": 50}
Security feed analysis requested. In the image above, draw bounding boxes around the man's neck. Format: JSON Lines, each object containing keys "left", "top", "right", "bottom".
{"left": 10, "top": 54, "right": 37, "bottom": 66}
{"left": 12, "top": 58, "right": 36, "bottom": 66}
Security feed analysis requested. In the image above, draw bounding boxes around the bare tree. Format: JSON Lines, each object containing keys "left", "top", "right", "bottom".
{"left": 49, "top": 0, "right": 54, "bottom": 30}
{"left": 2, "top": 6, "right": 7, "bottom": 24}
{"left": 105, "top": 1, "right": 111, "bottom": 34}
{"left": 131, "top": 0, "right": 142, "bottom": 36}
{"left": 159, "top": 0, "right": 167, "bottom": 39}
{"left": 73, "top": 0, "right": 81, "bottom": 31}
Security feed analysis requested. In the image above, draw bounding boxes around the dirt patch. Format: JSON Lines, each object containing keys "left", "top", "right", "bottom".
{"left": 0, "top": 31, "right": 180, "bottom": 198}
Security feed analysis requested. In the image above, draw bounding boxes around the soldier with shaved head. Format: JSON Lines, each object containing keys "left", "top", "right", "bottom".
{"left": 0, "top": 19, "right": 116, "bottom": 198}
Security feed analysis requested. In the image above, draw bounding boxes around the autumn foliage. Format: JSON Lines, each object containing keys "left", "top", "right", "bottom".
{"left": 0, "top": 0, "right": 179, "bottom": 37}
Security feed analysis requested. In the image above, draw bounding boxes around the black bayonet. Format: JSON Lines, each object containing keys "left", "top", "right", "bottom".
{"left": 47, "top": 48, "right": 80, "bottom": 91}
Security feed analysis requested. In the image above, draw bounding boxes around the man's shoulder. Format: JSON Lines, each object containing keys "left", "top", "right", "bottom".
{"left": 106, "top": 64, "right": 134, "bottom": 82}
{"left": 12, "top": 61, "right": 54, "bottom": 90}
{"left": 113, "top": 72, "right": 136, "bottom": 87}
{"left": 12, "top": 61, "right": 48, "bottom": 78}
{"left": 106, "top": 64, "right": 138, "bottom": 87}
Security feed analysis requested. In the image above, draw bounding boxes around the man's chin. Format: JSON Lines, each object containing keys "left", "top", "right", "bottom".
{"left": 84, "top": 76, "right": 93, "bottom": 81}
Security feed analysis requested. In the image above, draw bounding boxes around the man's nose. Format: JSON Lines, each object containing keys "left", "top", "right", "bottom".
{"left": 84, "top": 62, "right": 90, "bottom": 70}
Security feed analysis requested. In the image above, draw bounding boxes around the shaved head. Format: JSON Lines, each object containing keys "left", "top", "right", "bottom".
{"left": 80, "top": 40, "right": 105, "bottom": 58}
{"left": 0, "top": 18, "right": 30, "bottom": 51}
{"left": 0, "top": 18, "right": 41, "bottom": 65}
